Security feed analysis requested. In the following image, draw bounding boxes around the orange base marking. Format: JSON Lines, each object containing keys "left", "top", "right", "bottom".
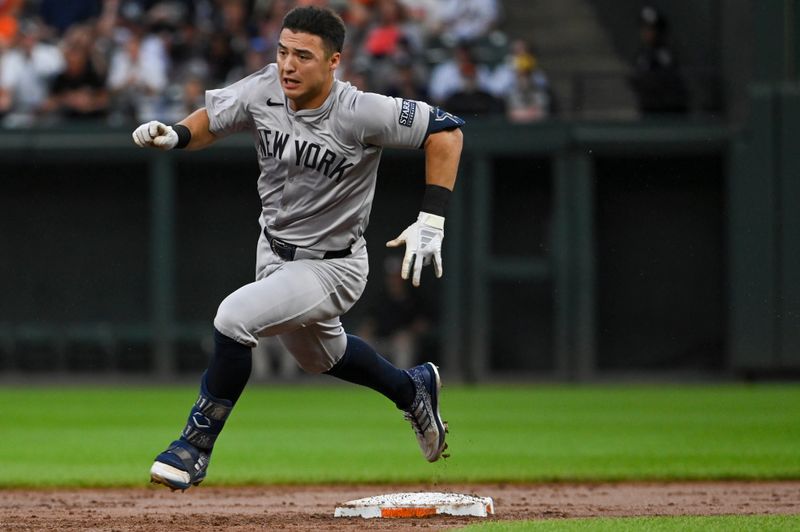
{"left": 381, "top": 507, "right": 437, "bottom": 518}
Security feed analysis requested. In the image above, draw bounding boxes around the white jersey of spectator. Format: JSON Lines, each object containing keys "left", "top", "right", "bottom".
{"left": 108, "top": 34, "right": 169, "bottom": 94}
{"left": 428, "top": 57, "right": 493, "bottom": 104}
{"left": 108, "top": 33, "right": 169, "bottom": 121}
{"left": 436, "top": 0, "right": 499, "bottom": 43}
{"left": 0, "top": 41, "right": 64, "bottom": 123}
{"left": 488, "top": 60, "right": 550, "bottom": 98}
{"left": 398, "top": 0, "right": 441, "bottom": 34}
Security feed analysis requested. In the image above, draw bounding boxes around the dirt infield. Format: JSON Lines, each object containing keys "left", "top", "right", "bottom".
{"left": 2, "top": 482, "right": 798, "bottom": 531}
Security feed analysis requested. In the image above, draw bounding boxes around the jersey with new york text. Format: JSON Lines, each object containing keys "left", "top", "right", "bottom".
{"left": 205, "top": 63, "right": 435, "bottom": 251}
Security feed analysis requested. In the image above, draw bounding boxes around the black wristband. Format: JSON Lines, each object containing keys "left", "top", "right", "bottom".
{"left": 173, "top": 124, "right": 192, "bottom": 149}
{"left": 421, "top": 184, "right": 451, "bottom": 216}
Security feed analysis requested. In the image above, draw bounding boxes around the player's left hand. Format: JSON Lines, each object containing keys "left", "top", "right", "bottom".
{"left": 386, "top": 211, "right": 444, "bottom": 287}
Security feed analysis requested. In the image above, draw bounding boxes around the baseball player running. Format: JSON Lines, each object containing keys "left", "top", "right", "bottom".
{"left": 133, "top": 6, "right": 464, "bottom": 491}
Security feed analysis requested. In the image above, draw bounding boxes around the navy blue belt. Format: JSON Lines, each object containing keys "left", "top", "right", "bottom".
{"left": 263, "top": 227, "right": 352, "bottom": 261}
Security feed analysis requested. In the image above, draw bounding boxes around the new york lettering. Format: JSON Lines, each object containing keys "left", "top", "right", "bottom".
{"left": 294, "top": 139, "right": 354, "bottom": 183}
{"left": 256, "top": 129, "right": 354, "bottom": 183}
{"left": 257, "top": 128, "right": 290, "bottom": 159}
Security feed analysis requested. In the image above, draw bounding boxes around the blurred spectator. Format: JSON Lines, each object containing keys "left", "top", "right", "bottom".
{"left": 168, "top": 20, "right": 208, "bottom": 81}
{"left": 500, "top": 40, "right": 551, "bottom": 122}
{"left": 442, "top": 60, "right": 505, "bottom": 117}
{"left": 75, "top": 20, "right": 112, "bottom": 75}
{"left": 253, "top": 0, "right": 293, "bottom": 62}
{"left": 209, "top": 0, "right": 250, "bottom": 85}
{"left": 336, "top": 14, "right": 372, "bottom": 90}
{"left": 337, "top": 56, "right": 371, "bottom": 91}
{"left": 228, "top": 36, "right": 271, "bottom": 80}
{"left": 92, "top": 0, "right": 121, "bottom": 51}
{"left": 629, "top": 5, "right": 689, "bottom": 115}
{"left": 354, "top": 0, "right": 425, "bottom": 93}
{"left": 356, "top": 256, "right": 432, "bottom": 369}
{"left": 107, "top": 30, "right": 168, "bottom": 122}
{"left": 205, "top": 30, "right": 243, "bottom": 85}
{"left": 341, "top": 0, "right": 371, "bottom": 44}
{"left": 398, "top": 0, "right": 439, "bottom": 35}
{"left": 0, "top": 0, "right": 22, "bottom": 47}
{"left": 0, "top": 19, "right": 64, "bottom": 127}
{"left": 385, "top": 57, "right": 427, "bottom": 100}
{"left": 346, "top": 69, "right": 370, "bottom": 90}
{"left": 181, "top": 75, "right": 205, "bottom": 109}
{"left": 434, "top": 0, "right": 499, "bottom": 44}
{"left": 45, "top": 32, "right": 109, "bottom": 121}
{"left": 0, "top": 0, "right": 525, "bottom": 125}
{"left": 362, "top": 0, "right": 422, "bottom": 58}
{"left": 428, "top": 43, "right": 493, "bottom": 104}
{"left": 38, "top": 0, "right": 102, "bottom": 36}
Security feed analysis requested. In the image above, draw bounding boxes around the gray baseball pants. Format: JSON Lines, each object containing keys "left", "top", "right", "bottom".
{"left": 213, "top": 233, "right": 368, "bottom": 374}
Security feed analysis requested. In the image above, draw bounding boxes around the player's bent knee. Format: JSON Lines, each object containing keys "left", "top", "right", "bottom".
{"left": 214, "top": 300, "right": 258, "bottom": 348}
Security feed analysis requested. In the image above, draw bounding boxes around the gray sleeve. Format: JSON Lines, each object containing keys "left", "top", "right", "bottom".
{"left": 350, "top": 92, "right": 432, "bottom": 149}
{"left": 205, "top": 76, "right": 257, "bottom": 135}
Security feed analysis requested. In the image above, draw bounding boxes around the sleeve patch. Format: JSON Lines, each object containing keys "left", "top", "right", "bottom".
{"left": 398, "top": 99, "right": 417, "bottom": 127}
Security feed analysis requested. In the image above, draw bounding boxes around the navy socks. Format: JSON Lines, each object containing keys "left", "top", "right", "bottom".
{"left": 205, "top": 329, "right": 253, "bottom": 405}
{"left": 177, "top": 329, "right": 251, "bottom": 451}
{"left": 181, "top": 330, "right": 414, "bottom": 454}
{"left": 179, "top": 372, "right": 233, "bottom": 451}
{"left": 324, "top": 334, "right": 415, "bottom": 410}
{"left": 203, "top": 330, "right": 414, "bottom": 409}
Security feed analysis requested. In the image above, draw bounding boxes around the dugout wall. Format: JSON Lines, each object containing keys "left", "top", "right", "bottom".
{"left": 0, "top": 120, "right": 742, "bottom": 380}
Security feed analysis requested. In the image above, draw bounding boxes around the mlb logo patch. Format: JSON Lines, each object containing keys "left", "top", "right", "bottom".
{"left": 399, "top": 100, "right": 416, "bottom": 127}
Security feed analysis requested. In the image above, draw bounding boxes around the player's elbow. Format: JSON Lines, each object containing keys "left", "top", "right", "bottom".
{"left": 444, "top": 127, "right": 463, "bottom": 154}
{"left": 426, "top": 127, "right": 463, "bottom": 152}
{"left": 440, "top": 126, "right": 463, "bottom": 144}
{"left": 446, "top": 126, "right": 463, "bottom": 147}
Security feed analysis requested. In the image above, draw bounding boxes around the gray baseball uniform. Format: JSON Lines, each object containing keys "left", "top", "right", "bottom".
{"left": 207, "top": 63, "right": 436, "bottom": 373}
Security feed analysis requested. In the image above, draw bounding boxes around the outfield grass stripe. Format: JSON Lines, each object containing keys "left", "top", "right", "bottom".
{"left": 1, "top": 384, "right": 798, "bottom": 486}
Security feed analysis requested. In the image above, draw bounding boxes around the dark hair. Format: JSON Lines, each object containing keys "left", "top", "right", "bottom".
{"left": 281, "top": 6, "right": 346, "bottom": 56}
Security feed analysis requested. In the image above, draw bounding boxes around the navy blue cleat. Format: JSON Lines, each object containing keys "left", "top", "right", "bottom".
{"left": 150, "top": 372, "right": 232, "bottom": 491}
{"left": 150, "top": 439, "right": 210, "bottom": 491}
{"left": 403, "top": 362, "right": 448, "bottom": 462}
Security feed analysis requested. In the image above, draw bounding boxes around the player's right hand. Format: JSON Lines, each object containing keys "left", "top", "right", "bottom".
{"left": 132, "top": 121, "right": 179, "bottom": 150}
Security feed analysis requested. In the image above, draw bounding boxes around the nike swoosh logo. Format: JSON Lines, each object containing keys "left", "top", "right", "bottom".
{"left": 266, "top": 98, "right": 283, "bottom": 107}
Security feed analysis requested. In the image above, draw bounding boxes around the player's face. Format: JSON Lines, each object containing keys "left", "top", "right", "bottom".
{"left": 277, "top": 29, "right": 340, "bottom": 111}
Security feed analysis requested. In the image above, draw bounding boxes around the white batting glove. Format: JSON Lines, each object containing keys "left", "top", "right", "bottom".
{"left": 386, "top": 211, "right": 444, "bottom": 287}
{"left": 132, "top": 120, "right": 179, "bottom": 150}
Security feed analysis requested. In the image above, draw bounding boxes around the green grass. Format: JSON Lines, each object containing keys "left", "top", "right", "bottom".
{"left": 458, "top": 514, "right": 800, "bottom": 531}
{"left": 1, "top": 384, "right": 798, "bottom": 487}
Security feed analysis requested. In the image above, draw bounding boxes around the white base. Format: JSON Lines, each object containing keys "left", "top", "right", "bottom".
{"left": 334, "top": 492, "right": 494, "bottom": 519}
